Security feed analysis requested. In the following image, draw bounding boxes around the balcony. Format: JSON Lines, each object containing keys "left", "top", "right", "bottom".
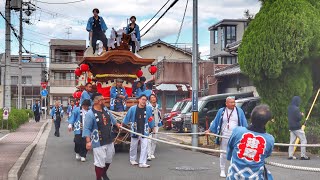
{"left": 50, "top": 55, "right": 83, "bottom": 64}
{"left": 50, "top": 80, "right": 76, "bottom": 87}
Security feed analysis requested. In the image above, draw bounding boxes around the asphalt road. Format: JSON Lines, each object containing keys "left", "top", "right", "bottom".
{"left": 23, "top": 120, "right": 320, "bottom": 180}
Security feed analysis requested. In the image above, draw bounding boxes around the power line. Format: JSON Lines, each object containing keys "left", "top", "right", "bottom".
{"left": 141, "top": 0, "right": 179, "bottom": 38}
{"left": 168, "top": 0, "right": 189, "bottom": 59}
{"left": 34, "top": 0, "right": 85, "bottom": 5}
{"left": 140, "top": 0, "right": 171, "bottom": 31}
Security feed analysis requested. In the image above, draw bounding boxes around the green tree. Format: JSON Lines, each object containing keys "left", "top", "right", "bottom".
{"left": 239, "top": 0, "right": 320, "bottom": 143}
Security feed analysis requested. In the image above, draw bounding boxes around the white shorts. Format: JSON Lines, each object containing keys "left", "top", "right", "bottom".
{"left": 93, "top": 143, "right": 115, "bottom": 168}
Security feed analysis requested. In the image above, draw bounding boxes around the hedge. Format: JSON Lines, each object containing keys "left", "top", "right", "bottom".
{"left": 0, "top": 108, "right": 32, "bottom": 131}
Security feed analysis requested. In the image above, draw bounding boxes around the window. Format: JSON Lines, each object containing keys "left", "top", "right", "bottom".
{"left": 223, "top": 57, "right": 237, "bottom": 64}
{"left": 11, "top": 76, "right": 18, "bottom": 85}
{"left": 22, "top": 76, "right": 32, "bottom": 85}
{"left": 166, "top": 95, "right": 176, "bottom": 109}
{"left": 213, "top": 30, "right": 218, "bottom": 44}
{"left": 225, "top": 26, "right": 237, "bottom": 46}
{"left": 221, "top": 28, "right": 225, "bottom": 50}
{"left": 213, "top": 58, "right": 218, "bottom": 64}
{"left": 54, "top": 72, "right": 75, "bottom": 80}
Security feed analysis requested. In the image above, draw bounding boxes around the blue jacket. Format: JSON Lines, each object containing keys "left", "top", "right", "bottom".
{"left": 110, "top": 86, "right": 128, "bottom": 111}
{"left": 80, "top": 90, "right": 92, "bottom": 106}
{"left": 123, "top": 105, "right": 155, "bottom": 137}
{"left": 50, "top": 106, "right": 64, "bottom": 121}
{"left": 126, "top": 23, "right": 141, "bottom": 41}
{"left": 149, "top": 103, "right": 162, "bottom": 127}
{"left": 209, "top": 107, "right": 248, "bottom": 144}
{"left": 86, "top": 16, "right": 108, "bottom": 32}
{"left": 227, "top": 127, "right": 274, "bottom": 180}
{"left": 143, "top": 89, "right": 153, "bottom": 99}
{"left": 82, "top": 107, "right": 117, "bottom": 149}
{"left": 68, "top": 107, "right": 88, "bottom": 135}
{"left": 33, "top": 103, "right": 41, "bottom": 113}
{"left": 288, "top": 96, "right": 302, "bottom": 130}
{"left": 67, "top": 105, "right": 75, "bottom": 117}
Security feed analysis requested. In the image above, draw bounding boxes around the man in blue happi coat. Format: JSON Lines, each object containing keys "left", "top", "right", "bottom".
{"left": 80, "top": 82, "right": 93, "bottom": 106}
{"left": 33, "top": 100, "right": 41, "bottom": 122}
{"left": 122, "top": 94, "right": 155, "bottom": 168}
{"left": 227, "top": 105, "right": 275, "bottom": 180}
{"left": 86, "top": 8, "right": 108, "bottom": 54}
{"left": 68, "top": 99, "right": 91, "bottom": 162}
{"left": 51, "top": 101, "right": 64, "bottom": 137}
{"left": 83, "top": 93, "right": 121, "bottom": 180}
{"left": 205, "top": 96, "right": 248, "bottom": 178}
{"left": 110, "top": 78, "right": 128, "bottom": 112}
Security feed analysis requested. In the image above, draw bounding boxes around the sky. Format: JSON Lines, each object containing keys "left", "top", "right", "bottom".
{"left": 0, "top": 0, "right": 261, "bottom": 60}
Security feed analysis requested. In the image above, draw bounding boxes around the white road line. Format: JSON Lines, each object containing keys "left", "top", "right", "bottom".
{"left": 0, "top": 133, "right": 9, "bottom": 141}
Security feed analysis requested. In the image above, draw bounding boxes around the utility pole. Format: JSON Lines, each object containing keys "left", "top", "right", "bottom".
{"left": 66, "top": 27, "right": 72, "bottom": 39}
{"left": 4, "top": 0, "right": 12, "bottom": 110}
{"left": 18, "top": 0, "right": 23, "bottom": 109}
{"left": 191, "top": 0, "right": 199, "bottom": 149}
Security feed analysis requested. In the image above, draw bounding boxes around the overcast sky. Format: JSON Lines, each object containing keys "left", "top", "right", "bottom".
{"left": 0, "top": 0, "right": 261, "bottom": 59}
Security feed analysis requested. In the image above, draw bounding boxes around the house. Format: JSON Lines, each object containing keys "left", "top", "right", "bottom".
{"left": 138, "top": 39, "right": 217, "bottom": 114}
{"left": 208, "top": 18, "right": 258, "bottom": 96}
{"left": 208, "top": 19, "right": 248, "bottom": 64}
{"left": 48, "top": 39, "right": 86, "bottom": 109}
{"left": 0, "top": 54, "right": 47, "bottom": 109}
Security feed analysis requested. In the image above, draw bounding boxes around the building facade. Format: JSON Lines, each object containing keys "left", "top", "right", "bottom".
{"left": 208, "top": 19, "right": 248, "bottom": 65}
{"left": 0, "top": 54, "right": 47, "bottom": 109}
{"left": 48, "top": 39, "right": 86, "bottom": 109}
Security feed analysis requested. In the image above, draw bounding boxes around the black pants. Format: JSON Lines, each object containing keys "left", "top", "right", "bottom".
{"left": 129, "top": 40, "right": 136, "bottom": 53}
{"left": 74, "top": 134, "right": 87, "bottom": 158}
{"left": 54, "top": 119, "right": 61, "bottom": 137}
{"left": 92, "top": 31, "right": 108, "bottom": 53}
{"left": 34, "top": 113, "right": 40, "bottom": 122}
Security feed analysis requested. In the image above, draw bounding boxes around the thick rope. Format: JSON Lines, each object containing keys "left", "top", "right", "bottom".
{"left": 265, "top": 161, "right": 320, "bottom": 172}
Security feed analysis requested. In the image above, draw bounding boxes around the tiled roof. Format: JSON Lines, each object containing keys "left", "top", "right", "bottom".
{"left": 140, "top": 39, "right": 192, "bottom": 56}
{"left": 155, "top": 84, "right": 191, "bottom": 92}
{"left": 215, "top": 63, "right": 241, "bottom": 77}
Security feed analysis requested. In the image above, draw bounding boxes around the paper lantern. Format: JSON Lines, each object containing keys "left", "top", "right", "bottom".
{"left": 80, "top": 64, "right": 89, "bottom": 72}
{"left": 73, "top": 92, "right": 77, "bottom": 98}
{"left": 148, "top": 65, "right": 157, "bottom": 75}
{"left": 136, "top": 69, "right": 143, "bottom": 78}
{"left": 76, "top": 91, "right": 82, "bottom": 99}
{"left": 74, "top": 67, "right": 82, "bottom": 77}
{"left": 87, "top": 77, "right": 92, "bottom": 83}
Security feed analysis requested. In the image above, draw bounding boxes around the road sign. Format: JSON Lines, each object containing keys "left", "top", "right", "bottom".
{"left": 41, "top": 82, "right": 48, "bottom": 89}
{"left": 41, "top": 89, "right": 48, "bottom": 97}
{"left": 3, "top": 108, "right": 9, "bottom": 120}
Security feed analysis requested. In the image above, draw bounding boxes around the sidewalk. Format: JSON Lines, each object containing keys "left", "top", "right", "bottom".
{"left": 0, "top": 120, "right": 46, "bottom": 180}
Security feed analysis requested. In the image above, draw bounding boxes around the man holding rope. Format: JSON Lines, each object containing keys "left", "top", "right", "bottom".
{"left": 288, "top": 96, "right": 310, "bottom": 160}
{"left": 83, "top": 93, "right": 121, "bottom": 180}
{"left": 205, "top": 96, "right": 248, "bottom": 178}
{"left": 226, "top": 105, "right": 275, "bottom": 179}
{"left": 122, "top": 94, "right": 155, "bottom": 168}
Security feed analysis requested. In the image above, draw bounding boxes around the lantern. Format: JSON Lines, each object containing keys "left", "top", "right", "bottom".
{"left": 76, "top": 91, "right": 82, "bottom": 99}
{"left": 74, "top": 67, "right": 82, "bottom": 77}
{"left": 80, "top": 64, "right": 89, "bottom": 72}
{"left": 87, "top": 77, "right": 92, "bottom": 83}
{"left": 148, "top": 65, "right": 157, "bottom": 75}
{"left": 73, "top": 92, "right": 78, "bottom": 98}
{"left": 136, "top": 69, "right": 143, "bottom": 78}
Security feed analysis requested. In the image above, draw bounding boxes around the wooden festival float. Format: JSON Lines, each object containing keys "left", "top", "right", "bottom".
{"left": 72, "top": 29, "right": 157, "bottom": 145}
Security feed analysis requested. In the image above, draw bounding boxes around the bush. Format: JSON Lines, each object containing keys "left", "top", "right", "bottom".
{"left": 0, "top": 108, "right": 30, "bottom": 131}
{"left": 23, "top": 109, "right": 34, "bottom": 118}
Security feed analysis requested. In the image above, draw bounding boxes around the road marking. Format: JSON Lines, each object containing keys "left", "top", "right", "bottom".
{"left": 0, "top": 133, "right": 9, "bottom": 141}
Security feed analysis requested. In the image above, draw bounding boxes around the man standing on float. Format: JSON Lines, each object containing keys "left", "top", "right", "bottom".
{"left": 86, "top": 8, "right": 108, "bottom": 54}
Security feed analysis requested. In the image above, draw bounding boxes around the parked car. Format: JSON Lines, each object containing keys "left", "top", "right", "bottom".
{"left": 181, "top": 92, "right": 254, "bottom": 132}
{"left": 163, "top": 98, "right": 190, "bottom": 130}
{"left": 235, "top": 97, "right": 261, "bottom": 121}
{"left": 171, "top": 100, "right": 192, "bottom": 132}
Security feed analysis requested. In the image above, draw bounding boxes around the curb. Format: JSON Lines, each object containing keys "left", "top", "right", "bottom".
{"left": 7, "top": 120, "right": 49, "bottom": 180}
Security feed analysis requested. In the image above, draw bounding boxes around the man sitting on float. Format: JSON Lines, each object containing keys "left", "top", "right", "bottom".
{"left": 110, "top": 78, "right": 128, "bottom": 112}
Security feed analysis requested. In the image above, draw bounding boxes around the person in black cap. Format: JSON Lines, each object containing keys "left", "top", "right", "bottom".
{"left": 226, "top": 104, "right": 275, "bottom": 179}
{"left": 86, "top": 8, "right": 108, "bottom": 54}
